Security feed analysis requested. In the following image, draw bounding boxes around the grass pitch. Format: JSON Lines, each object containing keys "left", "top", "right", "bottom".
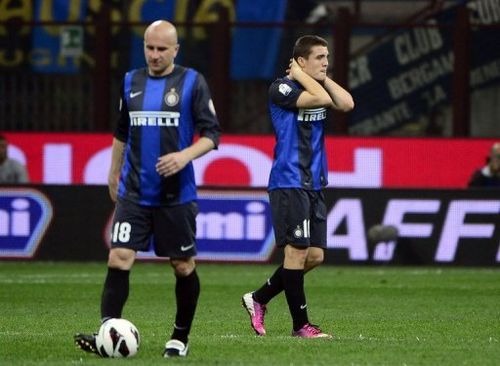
{"left": 0, "top": 262, "right": 499, "bottom": 365}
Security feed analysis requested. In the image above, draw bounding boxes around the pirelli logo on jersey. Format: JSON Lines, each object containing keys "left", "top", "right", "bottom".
{"left": 297, "top": 107, "right": 327, "bottom": 122}
{"left": 129, "top": 111, "right": 180, "bottom": 127}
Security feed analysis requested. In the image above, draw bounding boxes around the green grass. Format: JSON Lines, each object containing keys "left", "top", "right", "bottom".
{"left": 0, "top": 262, "right": 499, "bottom": 365}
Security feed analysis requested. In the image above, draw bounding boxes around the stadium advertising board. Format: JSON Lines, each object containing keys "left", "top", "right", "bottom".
{"left": 3, "top": 132, "right": 498, "bottom": 188}
{"left": 193, "top": 191, "right": 275, "bottom": 261}
{"left": 0, "top": 186, "right": 498, "bottom": 266}
{"left": 0, "top": 188, "right": 53, "bottom": 258}
{"left": 324, "top": 188, "right": 500, "bottom": 266}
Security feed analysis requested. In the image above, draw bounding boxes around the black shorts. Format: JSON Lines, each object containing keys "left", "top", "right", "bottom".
{"left": 111, "top": 199, "right": 198, "bottom": 258}
{"left": 269, "top": 188, "right": 327, "bottom": 248}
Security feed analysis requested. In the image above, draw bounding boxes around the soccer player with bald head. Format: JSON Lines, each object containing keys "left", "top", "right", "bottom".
{"left": 74, "top": 20, "right": 220, "bottom": 358}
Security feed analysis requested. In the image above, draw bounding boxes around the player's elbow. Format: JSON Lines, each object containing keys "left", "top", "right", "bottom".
{"left": 336, "top": 97, "right": 355, "bottom": 112}
{"left": 344, "top": 100, "right": 355, "bottom": 112}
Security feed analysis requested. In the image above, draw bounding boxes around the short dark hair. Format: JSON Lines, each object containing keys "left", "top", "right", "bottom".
{"left": 292, "top": 35, "right": 328, "bottom": 60}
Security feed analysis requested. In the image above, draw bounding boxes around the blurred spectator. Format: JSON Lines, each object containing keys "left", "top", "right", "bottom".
{"left": 468, "top": 142, "right": 500, "bottom": 188}
{"left": 0, "top": 134, "right": 29, "bottom": 184}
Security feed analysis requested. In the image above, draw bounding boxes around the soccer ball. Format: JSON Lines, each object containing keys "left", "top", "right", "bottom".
{"left": 95, "top": 318, "right": 140, "bottom": 358}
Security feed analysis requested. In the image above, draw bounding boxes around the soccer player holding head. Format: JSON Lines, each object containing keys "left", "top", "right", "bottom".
{"left": 74, "top": 20, "right": 220, "bottom": 357}
{"left": 242, "top": 35, "right": 354, "bottom": 338}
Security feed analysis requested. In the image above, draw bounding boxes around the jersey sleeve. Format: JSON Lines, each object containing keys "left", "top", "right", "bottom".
{"left": 192, "top": 73, "right": 221, "bottom": 148}
{"left": 113, "top": 78, "right": 130, "bottom": 143}
{"left": 269, "top": 78, "right": 302, "bottom": 110}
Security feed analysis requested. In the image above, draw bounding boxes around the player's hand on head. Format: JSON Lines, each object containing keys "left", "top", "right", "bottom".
{"left": 288, "top": 58, "right": 302, "bottom": 80}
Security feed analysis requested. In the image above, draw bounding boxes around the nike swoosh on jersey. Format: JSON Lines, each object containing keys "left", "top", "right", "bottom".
{"left": 130, "top": 91, "right": 143, "bottom": 98}
{"left": 180, "top": 243, "right": 195, "bottom": 252}
{"left": 300, "top": 304, "right": 307, "bottom": 310}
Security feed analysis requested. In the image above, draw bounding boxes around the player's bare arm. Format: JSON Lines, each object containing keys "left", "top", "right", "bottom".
{"left": 323, "top": 77, "right": 354, "bottom": 112}
{"left": 156, "top": 136, "right": 215, "bottom": 177}
{"left": 108, "top": 138, "right": 125, "bottom": 202}
{"left": 288, "top": 59, "right": 333, "bottom": 109}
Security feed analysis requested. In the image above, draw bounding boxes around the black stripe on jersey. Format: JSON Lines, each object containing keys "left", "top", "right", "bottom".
{"left": 158, "top": 70, "right": 184, "bottom": 202}
{"left": 298, "top": 122, "right": 313, "bottom": 188}
{"left": 125, "top": 70, "right": 149, "bottom": 199}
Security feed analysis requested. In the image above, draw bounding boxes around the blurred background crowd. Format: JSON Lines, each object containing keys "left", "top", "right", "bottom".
{"left": 1, "top": 0, "right": 499, "bottom": 137}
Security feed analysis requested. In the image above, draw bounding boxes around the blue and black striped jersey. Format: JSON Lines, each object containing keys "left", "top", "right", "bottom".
{"left": 268, "top": 77, "right": 328, "bottom": 191}
{"left": 114, "top": 66, "right": 220, "bottom": 206}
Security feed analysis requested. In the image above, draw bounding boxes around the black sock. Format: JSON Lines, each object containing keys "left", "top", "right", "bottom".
{"left": 171, "top": 269, "right": 200, "bottom": 344}
{"left": 100, "top": 267, "right": 130, "bottom": 321}
{"left": 253, "top": 265, "right": 284, "bottom": 304}
{"left": 282, "top": 268, "right": 308, "bottom": 331}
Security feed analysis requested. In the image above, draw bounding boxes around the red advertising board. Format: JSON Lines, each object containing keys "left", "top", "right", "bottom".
{"left": 3, "top": 132, "right": 497, "bottom": 188}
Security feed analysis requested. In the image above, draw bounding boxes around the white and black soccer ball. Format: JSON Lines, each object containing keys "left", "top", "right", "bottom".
{"left": 95, "top": 318, "right": 140, "bottom": 358}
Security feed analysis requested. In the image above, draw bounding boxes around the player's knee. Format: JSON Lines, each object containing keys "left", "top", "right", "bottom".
{"left": 307, "top": 254, "right": 324, "bottom": 268}
{"left": 108, "top": 248, "right": 135, "bottom": 270}
{"left": 306, "top": 249, "right": 324, "bottom": 269}
{"left": 284, "top": 244, "right": 308, "bottom": 268}
{"left": 171, "top": 258, "right": 195, "bottom": 277}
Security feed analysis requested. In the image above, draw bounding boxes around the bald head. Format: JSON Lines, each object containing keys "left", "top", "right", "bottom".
{"left": 143, "top": 20, "right": 179, "bottom": 76}
{"left": 144, "top": 20, "right": 178, "bottom": 44}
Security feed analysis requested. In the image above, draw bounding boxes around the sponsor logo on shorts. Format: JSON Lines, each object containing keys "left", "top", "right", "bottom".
{"left": 293, "top": 225, "right": 303, "bottom": 238}
{"left": 293, "top": 219, "right": 310, "bottom": 239}
{"left": 180, "top": 243, "right": 195, "bottom": 252}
